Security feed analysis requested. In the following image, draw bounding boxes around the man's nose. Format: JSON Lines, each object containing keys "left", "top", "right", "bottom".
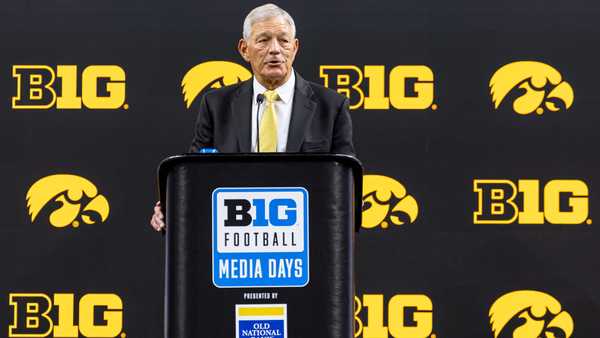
{"left": 267, "top": 39, "right": 282, "bottom": 54}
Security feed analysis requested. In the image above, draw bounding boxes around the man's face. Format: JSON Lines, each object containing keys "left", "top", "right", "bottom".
{"left": 238, "top": 16, "right": 299, "bottom": 89}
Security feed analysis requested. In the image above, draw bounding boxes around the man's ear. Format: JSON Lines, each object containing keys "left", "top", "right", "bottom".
{"left": 238, "top": 39, "right": 250, "bottom": 62}
{"left": 293, "top": 38, "right": 299, "bottom": 56}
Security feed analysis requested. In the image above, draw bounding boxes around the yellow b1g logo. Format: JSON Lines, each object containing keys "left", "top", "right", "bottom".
{"left": 320, "top": 65, "right": 436, "bottom": 110}
{"left": 354, "top": 294, "right": 434, "bottom": 338}
{"left": 9, "top": 293, "right": 124, "bottom": 337}
{"left": 473, "top": 179, "right": 591, "bottom": 224}
{"left": 12, "top": 65, "right": 127, "bottom": 109}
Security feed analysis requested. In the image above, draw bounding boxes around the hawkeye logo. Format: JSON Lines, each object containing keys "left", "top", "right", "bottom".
{"left": 362, "top": 175, "right": 418, "bottom": 229}
{"left": 473, "top": 179, "right": 591, "bottom": 225}
{"left": 490, "top": 61, "right": 574, "bottom": 115}
{"left": 9, "top": 293, "right": 124, "bottom": 338}
{"left": 354, "top": 293, "right": 434, "bottom": 338}
{"left": 489, "top": 290, "right": 574, "bottom": 338}
{"left": 26, "top": 174, "right": 110, "bottom": 228}
{"left": 182, "top": 60, "right": 252, "bottom": 108}
{"left": 320, "top": 65, "right": 436, "bottom": 110}
{"left": 12, "top": 65, "right": 127, "bottom": 109}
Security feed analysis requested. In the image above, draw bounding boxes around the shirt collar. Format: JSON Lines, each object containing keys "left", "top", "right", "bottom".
{"left": 253, "top": 70, "right": 295, "bottom": 104}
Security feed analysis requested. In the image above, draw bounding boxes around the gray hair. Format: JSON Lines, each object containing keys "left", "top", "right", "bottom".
{"left": 242, "top": 3, "right": 296, "bottom": 40}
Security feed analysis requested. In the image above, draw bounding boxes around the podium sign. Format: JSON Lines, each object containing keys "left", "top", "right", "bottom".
{"left": 159, "top": 154, "right": 362, "bottom": 338}
{"left": 212, "top": 187, "right": 310, "bottom": 288}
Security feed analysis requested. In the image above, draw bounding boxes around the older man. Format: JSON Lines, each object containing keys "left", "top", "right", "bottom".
{"left": 151, "top": 3, "right": 354, "bottom": 231}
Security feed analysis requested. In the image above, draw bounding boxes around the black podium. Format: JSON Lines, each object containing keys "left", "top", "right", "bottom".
{"left": 158, "top": 154, "right": 362, "bottom": 338}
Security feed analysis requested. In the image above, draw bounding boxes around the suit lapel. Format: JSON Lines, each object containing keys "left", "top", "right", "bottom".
{"left": 287, "top": 73, "right": 316, "bottom": 152}
{"left": 232, "top": 80, "right": 253, "bottom": 152}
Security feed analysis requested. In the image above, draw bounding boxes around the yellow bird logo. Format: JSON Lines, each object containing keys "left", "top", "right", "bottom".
{"left": 26, "top": 174, "right": 110, "bottom": 228}
{"left": 489, "top": 290, "right": 574, "bottom": 338}
{"left": 181, "top": 61, "right": 252, "bottom": 108}
{"left": 361, "top": 175, "right": 418, "bottom": 229}
{"left": 489, "top": 61, "right": 574, "bottom": 115}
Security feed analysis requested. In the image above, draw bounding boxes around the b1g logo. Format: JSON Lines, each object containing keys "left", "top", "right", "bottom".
{"left": 473, "top": 179, "right": 591, "bottom": 224}
{"left": 489, "top": 290, "right": 574, "bottom": 338}
{"left": 9, "top": 293, "right": 124, "bottom": 338}
{"left": 26, "top": 174, "right": 110, "bottom": 228}
{"left": 236, "top": 304, "right": 287, "bottom": 338}
{"left": 320, "top": 65, "right": 436, "bottom": 110}
{"left": 212, "top": 187, "right": 309, "bottom": 288}
{"left": 362, "top": 175, "right": 418, "bottom": 229}
{"left": 354, "top": 294, "right": 435, "bottom": 338}
{"left": 490, "top": 61, "right": 574, "bottom": 115}
{"left": 182, "top": 61, "right": 252, "bottom": 108}
{"left": 12, "top": 65, "right": 127, "bottom": 109}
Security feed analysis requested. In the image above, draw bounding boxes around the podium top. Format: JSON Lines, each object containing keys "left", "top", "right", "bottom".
{"left": 157, "top": 153, "right": 363, "bottom": 231}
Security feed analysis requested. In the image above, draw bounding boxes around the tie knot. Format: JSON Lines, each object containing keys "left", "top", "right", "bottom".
{"left": 263, "top": 90, "right": 279, "bottom": 102}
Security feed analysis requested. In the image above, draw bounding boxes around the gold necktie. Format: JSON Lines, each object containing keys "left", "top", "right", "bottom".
{"left": 259, "top": 90, "right": 279, "bottom": 152}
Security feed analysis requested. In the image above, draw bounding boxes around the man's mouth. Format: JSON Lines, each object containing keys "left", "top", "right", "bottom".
{"left": 266, "top": 60, "right": 284, "bottom": 66}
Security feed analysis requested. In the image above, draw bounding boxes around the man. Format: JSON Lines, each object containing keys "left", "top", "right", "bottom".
{"left": 150, "top": 3, "right": 355, "bottom": 231}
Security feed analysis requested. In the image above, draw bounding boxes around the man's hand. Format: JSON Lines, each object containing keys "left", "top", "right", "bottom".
{"left": 150, "top": 201, "right": 165, "bottom": 231}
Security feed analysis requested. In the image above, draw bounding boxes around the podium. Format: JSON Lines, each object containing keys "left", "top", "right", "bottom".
{"left": 158, "top": 153, "right": 362, "bottom": 338}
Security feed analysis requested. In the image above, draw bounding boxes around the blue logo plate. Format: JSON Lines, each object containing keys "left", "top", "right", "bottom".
{"left": 212, "top": 187, "right": 309, "bottom": 288}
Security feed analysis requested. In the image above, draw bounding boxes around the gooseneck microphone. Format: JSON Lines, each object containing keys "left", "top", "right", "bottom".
{"left": 256, "top": 94, "right": 265, "bottom": 152}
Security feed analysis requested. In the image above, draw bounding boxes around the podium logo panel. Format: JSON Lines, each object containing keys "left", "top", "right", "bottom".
{"left": 212, "top": 187, "right": 309, "bottom": 288}
{"left": 489, "top": 290, "right": 574, "bottom": 338}
{"left": 236, "top": 304, "right": 287, "bottom": 338}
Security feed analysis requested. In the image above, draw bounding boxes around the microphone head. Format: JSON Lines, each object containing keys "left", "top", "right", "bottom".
{"left": 256, "top": 94, "right": 265, "bottom": 104}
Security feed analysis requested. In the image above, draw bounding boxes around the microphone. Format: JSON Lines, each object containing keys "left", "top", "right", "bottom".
{"left": 256, "top": 94, "right": 265, "bottom": 152}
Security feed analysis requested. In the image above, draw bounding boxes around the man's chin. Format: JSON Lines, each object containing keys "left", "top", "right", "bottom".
{"left": 260, "top": 70, "right": 289, "bottom": 84}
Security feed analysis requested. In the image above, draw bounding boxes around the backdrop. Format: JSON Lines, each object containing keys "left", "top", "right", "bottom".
{"left": 1, "top": 0, "right": 599, "bottom": 337}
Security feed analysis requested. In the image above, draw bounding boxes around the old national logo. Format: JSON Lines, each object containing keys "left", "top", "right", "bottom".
{"left": 236, "top": 304, "right": 287, "bottom": 338}
{"left": 26, "top": 174, "right": 109, "bottom": 228}
{"left": 489, "top": 61, "right": 574, "bottom": 115}
{"left": 320, "top": 65, "right": 436, "bottom": 110}
{"left": 362, "top": 175, "right": 418, "bottom": 229}
{"left": 12, "top": 65, "right": 127, "bottom": 109}
{"left": 182, "top": 61, "right": 252, "bottom": 108}
{"left": 489, "top": 290, "right": 574, "bottom": 338}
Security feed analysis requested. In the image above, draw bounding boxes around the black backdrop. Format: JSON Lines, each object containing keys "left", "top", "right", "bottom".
{"left": 1, "top": 0, "right": 599, "bottom": 337}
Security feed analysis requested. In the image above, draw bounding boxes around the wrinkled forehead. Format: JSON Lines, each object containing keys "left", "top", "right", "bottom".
{"left": 249, "top": 16, "right": 294, "bottom": 38}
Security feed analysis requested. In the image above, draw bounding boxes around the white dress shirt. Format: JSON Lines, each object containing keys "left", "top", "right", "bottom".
{"left": 251, "top": 71, "right": 296, "bottom": 152}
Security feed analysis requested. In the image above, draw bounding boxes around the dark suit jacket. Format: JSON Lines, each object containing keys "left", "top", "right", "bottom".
{"left": 189, "top": 72, "right": 355, "bottom": 156}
